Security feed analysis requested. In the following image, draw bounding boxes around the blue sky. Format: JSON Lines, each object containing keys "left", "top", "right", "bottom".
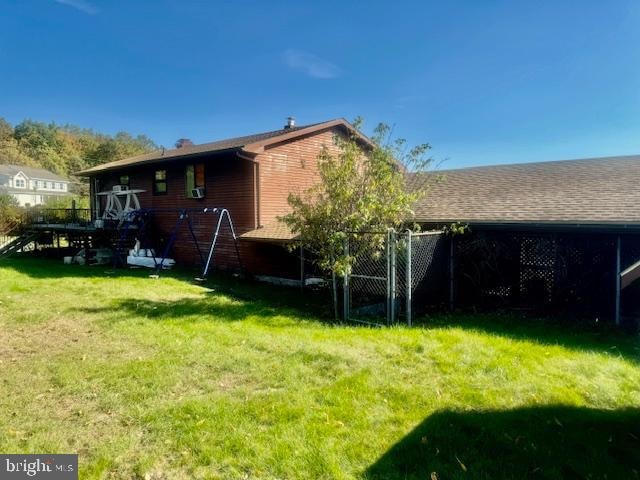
{"left": 1, "top": 0, "right": 639, "bottom": 168}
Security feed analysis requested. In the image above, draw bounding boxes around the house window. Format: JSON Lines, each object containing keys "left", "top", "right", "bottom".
{"left": 62, "top": 184, "right": 67, "bottom": 191}
{"left": 56, "top": 183, "right": 62, "bottom": 190}
{"left": 153, "top": 169, "right": 167, "bottom": 195}
{"left": 119, "top": 175, "right": 130, "bottom": 187}
{"left": 185, "top": 163, "right": 205, "bottom": 198}
{"left": 15, "top": 178, "right": 26, "bottom": 188}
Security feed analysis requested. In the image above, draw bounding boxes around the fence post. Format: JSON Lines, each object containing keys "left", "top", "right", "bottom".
{"left": 389, "top": 229, "right": 397, "bottom": 325}
{"left": 449, "top": 235, "right": 455, "bottom": 311}
{"left": 343, "top": 235, "right": 349, "bottom": 322}
{"left": 385, "top": 230, "right": 391, "bottom": 325}
{"left": 299, "top": 243, "right": 305, "bottom": 292}
{"left": 615, "top": 235, "right": 621, "bottom": 326}
{"left": 406, "top": 230, "right": 412, "bottom": 326}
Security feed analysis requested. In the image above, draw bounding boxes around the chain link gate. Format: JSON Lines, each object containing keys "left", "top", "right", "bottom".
{"left": 343, "top": 229, "right": 447, "bottom": 326}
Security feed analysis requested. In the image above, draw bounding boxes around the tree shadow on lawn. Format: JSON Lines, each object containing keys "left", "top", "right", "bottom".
{"left": 77, "top": 275, "right": 334, "bottom": 326}
{"left": 0, "top": 256, "right": 167, "bottom": 280}
{"left": 364, "top": 405, "right": 640, "bottom": 480}
{"left": 79, "top": 295, "right": 324, "bottom": 326}
{"left": 420, "top": 313, "right": 640, "bottom": 364}
{"left": 8, "top": 258, "right": 637, "bottom": 360}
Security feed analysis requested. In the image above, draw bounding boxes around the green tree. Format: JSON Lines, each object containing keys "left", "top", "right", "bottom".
{"left": 281, "top": 119, "right": 433, "bottom": 276}
{"left": 0, "top": 194, "right": 21, "bottom": 232}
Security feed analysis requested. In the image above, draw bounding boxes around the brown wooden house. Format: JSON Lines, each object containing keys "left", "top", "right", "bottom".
{"left": 77, "top": 118, "right": 372, "bottom": 279}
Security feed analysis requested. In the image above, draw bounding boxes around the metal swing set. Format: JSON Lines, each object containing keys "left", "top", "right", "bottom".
{"left": 115, "top": 207, "right": 242, "bottom": 279}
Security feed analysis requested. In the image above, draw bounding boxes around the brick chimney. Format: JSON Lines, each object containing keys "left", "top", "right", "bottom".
{"left": 175, "top": 138, "right": 194, "bottom": 149}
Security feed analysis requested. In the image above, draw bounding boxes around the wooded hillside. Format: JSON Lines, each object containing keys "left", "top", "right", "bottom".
{"left": 0, "top": 117, "right": 157, "bottom": 180}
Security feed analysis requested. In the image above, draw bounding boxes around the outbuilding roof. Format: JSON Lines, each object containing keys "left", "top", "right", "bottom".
{"left": 239, "top": 223, "right": 297, "bottom": 242}
{"left": 76, "top": 118, "right": 371, "bottom": 176}
{"left": 411, "top": 155, "right": 640, "bottom": 227}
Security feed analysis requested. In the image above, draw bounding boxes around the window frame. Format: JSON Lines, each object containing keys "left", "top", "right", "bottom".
{"left": 153, "top": 169, "right": 168, "bottom": 195}
{"left": 185, "top": 163, "right": 206, "bottom": 198}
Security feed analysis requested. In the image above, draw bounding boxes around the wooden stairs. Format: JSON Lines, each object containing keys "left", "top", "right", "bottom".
{"left": 0, "top": 232, "right": 39, "bottom": 259}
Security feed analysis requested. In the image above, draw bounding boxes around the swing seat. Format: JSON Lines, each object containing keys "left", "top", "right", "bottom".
{"left": 127, "top": 256, "right": 176, "bottom": 269}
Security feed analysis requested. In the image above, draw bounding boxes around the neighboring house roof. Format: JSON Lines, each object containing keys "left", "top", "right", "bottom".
{"left": 76, "top": 118, "right": 372, "bottom": 176}
{"left": 0, "top": 164, "right": 70, "bottom": 182}
{"left": 411, "top": 155, "right": 640, "bottom": 227}
{"left": 0, "top": 185, "right": 71, "bottom": 196}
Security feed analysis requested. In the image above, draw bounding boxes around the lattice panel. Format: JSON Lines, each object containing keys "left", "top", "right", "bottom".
{"left": 454, "top": 230, "right": 624, "bottom": 321}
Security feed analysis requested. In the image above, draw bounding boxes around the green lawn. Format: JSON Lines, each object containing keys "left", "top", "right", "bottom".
{"left": 0, "top": 257, "right": 639, "bottom": 479}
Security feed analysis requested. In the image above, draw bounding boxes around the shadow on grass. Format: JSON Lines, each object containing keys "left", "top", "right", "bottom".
{"left": 364, "top": 405, "right": 640, "bottom": 480}
{"left": 76, "top": 276, "right": 333, "bottom": 326}
{"left": 78, "top": 296, "right": 319, "bottom": 325}
{"left": 0, "top": 256, "right": 165, "bottom": 280}
{"left": 6, "top": 257, "right": 638, "bottom": 360}
{"left": 420, "top": 313, "right": 640, "bottom": 364}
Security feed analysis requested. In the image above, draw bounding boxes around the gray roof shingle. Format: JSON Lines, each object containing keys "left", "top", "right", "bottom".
{"left": 411, "top": 155, "right": 640, "bottom": 226}
{"left": 0, "top": 164, "right": 70, "bottom": 182}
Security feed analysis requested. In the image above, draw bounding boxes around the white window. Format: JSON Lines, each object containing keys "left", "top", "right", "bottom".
{"left": 15, "top": 178, "right": 26, "bottom": 188}
{"left": 62, "top": 183, "right": 67, "bottom": 191}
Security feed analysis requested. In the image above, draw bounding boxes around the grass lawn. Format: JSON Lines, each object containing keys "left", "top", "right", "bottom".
{"left": 0, "top": 257, "right": 639, "bottom": 479}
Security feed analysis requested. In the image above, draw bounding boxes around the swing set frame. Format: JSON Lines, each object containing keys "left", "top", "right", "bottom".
{"left": 114, "top": 207, "right": 242, "bottom": 278}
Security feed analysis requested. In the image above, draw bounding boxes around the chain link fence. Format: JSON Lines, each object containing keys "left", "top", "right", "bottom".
{"left": 342, "top": 229, "right": 448, "bottom": 326}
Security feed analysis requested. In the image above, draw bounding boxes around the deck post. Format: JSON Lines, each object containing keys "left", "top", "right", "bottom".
{"left": 615, "top": 235, "right": 621, "bottom": 326}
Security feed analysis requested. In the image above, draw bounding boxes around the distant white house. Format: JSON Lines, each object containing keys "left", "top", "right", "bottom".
{"left": 0, "top": 164, "right": 72, "bottom": 207}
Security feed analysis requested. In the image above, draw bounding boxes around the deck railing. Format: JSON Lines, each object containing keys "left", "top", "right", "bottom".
{"left": 23, "top": 208, "right": 93, "bottom": 227}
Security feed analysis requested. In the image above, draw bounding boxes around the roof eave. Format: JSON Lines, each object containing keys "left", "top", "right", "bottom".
{"left": 416, "top": 218, "right": 640, "bottom": 231}
{"left": 74, "top": 146, "right": 243, "bottom": 176}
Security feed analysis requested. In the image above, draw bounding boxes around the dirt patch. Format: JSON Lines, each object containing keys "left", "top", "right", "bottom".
{"left": 0, "top": 316, "right": 96, "bottom": 361}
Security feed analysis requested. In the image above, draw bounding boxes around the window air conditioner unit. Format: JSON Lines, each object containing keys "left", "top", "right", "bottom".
{"left": 113, "top": 185, "right": 129, "bottom": 192}
{"left": 191, "top": 187, "right": 205, "bottom": 199}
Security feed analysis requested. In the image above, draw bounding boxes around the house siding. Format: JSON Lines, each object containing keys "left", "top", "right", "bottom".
{"left": 90, "top": 126, "right": 345, "bottom": 278}
{"left": 95, "top": 153, "right": 254, "bottom": 271}
{"left": 256, "top": 128, "right": 342, "bottom": 227}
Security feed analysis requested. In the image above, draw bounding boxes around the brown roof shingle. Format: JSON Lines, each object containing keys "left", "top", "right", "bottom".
{"left": 411, "top": 155, "right": 640, "bottom": 226}
{"left": 76, "top": 118, "right": 371, "bottom": 176}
